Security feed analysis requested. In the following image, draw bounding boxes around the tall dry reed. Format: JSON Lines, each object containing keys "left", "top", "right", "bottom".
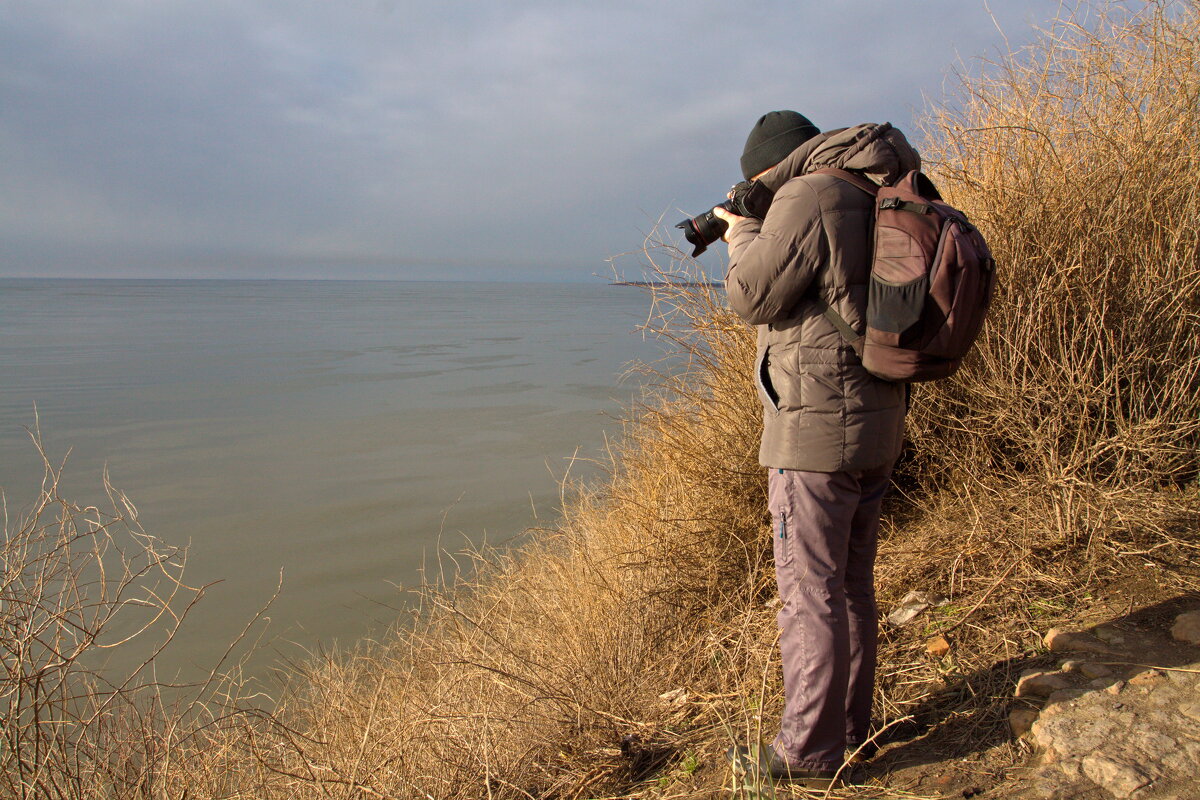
{"left": 911, "top": 0, "right": 1200, "bottom": 493}
{"left": 0, "top": 427, "right": 271, "bottom": 799}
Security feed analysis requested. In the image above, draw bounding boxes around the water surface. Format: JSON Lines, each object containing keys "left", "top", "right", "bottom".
{"left": 0, "top": 279, "right": 662, "bottom": 678}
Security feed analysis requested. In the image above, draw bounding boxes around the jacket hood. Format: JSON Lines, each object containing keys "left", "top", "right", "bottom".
{"left": 756, "top": 122, "right": 921, "bottom": 192}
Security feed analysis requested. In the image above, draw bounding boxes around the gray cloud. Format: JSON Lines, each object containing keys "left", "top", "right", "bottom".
{"left": 1, "top": 0, "right": 1051, "bottom": 279}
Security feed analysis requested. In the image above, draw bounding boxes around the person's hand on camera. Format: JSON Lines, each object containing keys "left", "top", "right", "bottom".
{"left": 711, "top": 205, "right": 745, "bottom": 241}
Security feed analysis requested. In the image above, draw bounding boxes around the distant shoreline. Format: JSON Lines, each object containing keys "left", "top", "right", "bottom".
{"left": 610, "top": 280, "right": 723, "bottom": 288}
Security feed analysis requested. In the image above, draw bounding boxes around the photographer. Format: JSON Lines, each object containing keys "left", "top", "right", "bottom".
{"left": 714, "top": 112, "right": 919, "bottom": 786}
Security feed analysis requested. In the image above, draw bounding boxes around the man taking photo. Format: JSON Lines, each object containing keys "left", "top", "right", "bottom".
{"left": 714, "top": 111, "right": 920, "bottom": 787}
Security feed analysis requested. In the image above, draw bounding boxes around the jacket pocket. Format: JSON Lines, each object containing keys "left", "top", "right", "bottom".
{"left": 755, "top": 346, "right": 781, "bottom": 413}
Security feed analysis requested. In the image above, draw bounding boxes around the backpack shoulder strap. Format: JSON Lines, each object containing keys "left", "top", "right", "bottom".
{"left": 810, "top": 167, "right": 880, "bottom": 197}
{"left": 812, "top": 296, "right": 864, "bottom": 359}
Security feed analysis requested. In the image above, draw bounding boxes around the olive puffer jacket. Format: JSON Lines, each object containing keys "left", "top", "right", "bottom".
{"left": 725, "top": 123, "right": 920, "bottom": 472}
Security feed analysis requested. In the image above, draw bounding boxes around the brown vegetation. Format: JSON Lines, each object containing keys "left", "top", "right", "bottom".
{"left": 0, "top": 426, "right": 271, "bottom": 799}
{"left": 3, "top": 2, "right": 1198, "bottom": 797}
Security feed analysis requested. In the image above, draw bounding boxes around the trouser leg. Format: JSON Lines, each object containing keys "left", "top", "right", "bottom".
{"left": 768, "top": 467, "right": 890, "bottom": 770}
{"left": 844, "top": 468, "right": 890, "bottom": 746}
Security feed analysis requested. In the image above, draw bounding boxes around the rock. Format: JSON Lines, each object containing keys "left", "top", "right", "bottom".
{"left": 1094, "top": 625, "right": 1126, "bottom": 646}
{"left": 1170, "top": 610, "right": 1200, "bottom": 645}
{"left": 1160, "top": 734, "right": 1200, "bottom": 774}
{"left": 1017, "top": 670, "right": 1072, "bottom": 698}
{"left": 926, "top": 635, "right": 951, "bottom": 658}
{"left": 1129, "top": 668, "right": 1165, "bottom": 687}
{"left": 1137, "top": 730, "right": 1178, "bottom": 754}
{"left": 1080, "top": 753, "right": 1151, "bottom": 797}
{"left": 1026, "top": 657, "right": 1200, "bottom": 799}
{"left": 1165, "top": 668, "right": 1191, "bottom": 685}
{"left": 1010, "top": 707, "right": 1040, "bottom": 737}
{"left": 1038, "top": 700, "right": 1068, "bottom": 720}
{"left": 1045, "top": 627, "right": 1114, "bottom": 654}
{"left": 1079, "top": 662, "right": 1113, "bottom": 679}
{"left": 1046, "top": 687, "right": 1085, "bottom": 705}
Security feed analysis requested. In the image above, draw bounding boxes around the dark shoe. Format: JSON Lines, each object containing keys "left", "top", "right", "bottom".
{"left": 844, "top": 739, "right": 878, "bottom": 764}
{"left": 846, "top": 717, "right": 921, "bottom": 763}
{"left": 726, "top": 744, "right": 839, "bottom": 788}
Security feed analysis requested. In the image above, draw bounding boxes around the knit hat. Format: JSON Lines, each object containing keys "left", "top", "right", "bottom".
{"left": 740, "top": 110, "right": 820, "bottom": 180}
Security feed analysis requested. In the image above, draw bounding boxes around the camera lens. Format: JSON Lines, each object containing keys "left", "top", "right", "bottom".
{"left": 675, "top": 205, "right": 730, "bottom": 258}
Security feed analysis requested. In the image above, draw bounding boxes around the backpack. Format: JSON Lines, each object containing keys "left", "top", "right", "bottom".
{"left": 812, "top": 168, "right": 997, "bottom": 383}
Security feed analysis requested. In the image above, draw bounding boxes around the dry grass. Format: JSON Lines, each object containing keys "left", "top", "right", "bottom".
{"left": 5, "top": 2, "right": 1200, "bottom": 798}
{"left": 0, "top": 422, "right": 274, "bottom": 799}
{"left": 911, "top": 0, "right": 1200, "bottom": 491}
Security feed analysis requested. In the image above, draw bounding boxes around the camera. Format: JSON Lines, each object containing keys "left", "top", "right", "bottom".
{"left": 675, "top": 180, "right": 774, "bottom": 257}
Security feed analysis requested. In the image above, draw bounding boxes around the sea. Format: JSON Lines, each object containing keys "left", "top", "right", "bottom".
{"left": 0, "top": 279, "right": 667, "bottom": 680}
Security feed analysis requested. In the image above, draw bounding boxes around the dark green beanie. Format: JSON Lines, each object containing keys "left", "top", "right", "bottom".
{"left": 740, "top": 110, "right": 820, "bottom": 180}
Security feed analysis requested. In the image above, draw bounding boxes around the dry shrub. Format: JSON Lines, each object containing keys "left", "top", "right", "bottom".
{"left": 0, "top": 428, "right": 273, "bottom": 799}
{"left": 911, "top": 0, "right": 1200, "bottom": 490}
{"left": 867, "top": 0, "right": 1200, "bottom": 769}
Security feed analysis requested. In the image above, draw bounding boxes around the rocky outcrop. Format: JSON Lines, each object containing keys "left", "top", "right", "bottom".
{"left": 1009, "top": 610, "right": 1200, "bottom": 799}
{"left": 1170, "top": 611, "right": 1200, "bottom": 646}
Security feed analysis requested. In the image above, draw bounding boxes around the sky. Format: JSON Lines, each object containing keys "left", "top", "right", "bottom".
{"left": 1, "top": 1, "right": 1060, "bottom": 281}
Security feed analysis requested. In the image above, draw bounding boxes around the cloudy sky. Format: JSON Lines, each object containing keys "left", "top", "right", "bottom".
{"left": 1, "top": 1, "right": 1056, "bottom": 281}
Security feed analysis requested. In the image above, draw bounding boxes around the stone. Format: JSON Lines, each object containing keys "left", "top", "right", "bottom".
{"left": 1094, "top": 625, "right": 1127, "bottom": 646}
{"left": 1022, "top": 659, "right": 1200, "bottom": 798}
{"left": 1038, "top": 701, "right": 1067, "bottom": 720}
{"left": 1128, "top": 668, "right": 1165, "bottom": 687}
{"left": 1017, "top": 670, "right": 1072, "bottom": 698}
{"left": 926, "top": 635, "right": 951, "bottom": 658}
{"left": 1010, "top": 707, "right": 1040, "bottom": 737}
{"left": 1170, "top": 611, "right": 1200, "bottom": 645}
{"left": 1137, "top": 730, "right": 1178, "bottom": 755}
{"left": 1046, "top": 627, "right": 1115, "bottom": 654}
{"left": 1079, "top": 662, "right": 1113, "bottom": 679}
{"left": 1080, "top": 753, "right": 1151, "bottom": 797}
{"left": 1046, "top": 687, "right": 1085, "bottom": 706}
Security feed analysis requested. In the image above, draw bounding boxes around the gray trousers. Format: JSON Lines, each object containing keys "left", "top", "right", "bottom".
{"left": 768, "top": 466, "right": 891, "bottom": 770}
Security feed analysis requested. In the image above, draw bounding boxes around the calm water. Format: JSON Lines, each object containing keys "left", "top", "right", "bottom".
{"left": 0, "top": 279, "right": 663, "bottom": 678}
